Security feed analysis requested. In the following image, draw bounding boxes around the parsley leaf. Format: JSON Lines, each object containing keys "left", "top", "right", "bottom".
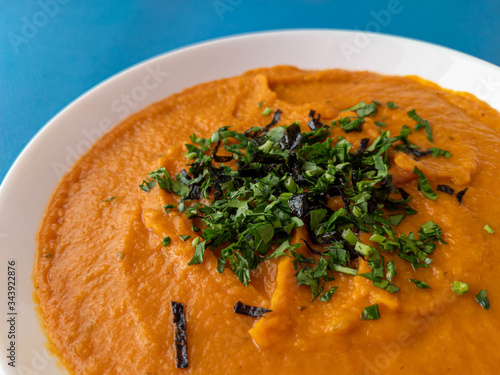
{"left": 475, "top": 290, "right": 490, "bottom": 310}
{"left": 430, "top": 147, "right": 451, "bottom": 158}
{"left": 452, "top": 281, "right": 469, "bottom": 295}
{"left": 361, "top": 304, "right": 380, "bottom": 320}
{"left": 409, "top": 279, "right": 432, "bottom": 289}
{"left": 408, "top": 109, "right": 433, "bottom": 142}
{"left": 484, "top": 224, "right": 494, "bottom": 234}
{"left": 413, "top": 166, "right": 438, "bottom": 200}
{"left": 319, "top": 286, "right": 338, "bottom": 302}
{"left": 188, "top": 240, "right": 206, "bottom": 266}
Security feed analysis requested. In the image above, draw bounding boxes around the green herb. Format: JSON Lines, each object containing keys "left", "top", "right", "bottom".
{"left": 452, "top": 281, "right": 469, "bottom": 295}
{"left": 140, "top": 108, "right": 447, "bottom": 303}
{"left": 261, "top": 107, "right": 273, "bottom": 115}
{"left": 161, "top": 236, "right": 171, "bottom": 246}
{"left": 319, "top": 286, "right": 338, "bottom": 302}
{"left": 475, "top": 290, "right": 490, "bottom": 310}
{"left": 374, "top": 121, "right": 386, "bottom": 127}
{"left": 413, "top": 166, "right": 438, "bottom": 200}
{"left": 44, "top": 254, "right": 53, "bottom": 258}
{"left": 188, "top": 240, "right": 206, "bottom": 265}
{"left": 386, "top": 101, "right": 398, "bottom": 109}
{"left": 139, "top": 179, "right": 156, "bottom": 192}
{"left": 409, "top": 279, "right": 432, "bottom": 289}
{"left": 179, "top": 235, "right": 191, "bottom": 241}
{"left": 386, "top": 260, "right": 397, "bottom": 281}
{"left": 337, "top": 117, "right": 364, "bottom": 132}
{"left": 408, "top": 109, "right": 433, "bottom": 142}
{"left": 164, "top": 203, "right": 175, "bottom": 213}
{"left": 430, "top": 147, "right": 451, "bottom": 158}
{"left": 484, "top": 224, "right": 494, "bottom": 234}
{"left": 361, "top": 304, "right": 380, "bottom": 320}
{"left": 192, "top": 225, "right": 200, "bottom": 232}
{"left": 103, "top": 196, "right": 117, "bottom": 202}
{"left": 258, "top": 101, "right": 263, "bottom": 109}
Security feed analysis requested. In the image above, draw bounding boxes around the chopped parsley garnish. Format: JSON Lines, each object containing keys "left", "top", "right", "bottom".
{"left": 430, "top": 147, "right": 451, "bottom": 158}
{"left": 261, "top": 107, "right": 273, "bottom": 115}
{"left": 413, "top": 166, "right": 438, "bottom": 200}
{"left": 162, "top": 236, "right": 171, "bottom": 246}
{"left": 319, "top": 286, "right": 338, "bottom": 302}
{"left": 139, "top": 179, "right": 156, "bottom": 192}
{"left": 233, "top": 301, "right": 272, "bottom": 317}
{"left": 103, "top": 196, "right": 117, "bottom": 202}
{"left": 374, "top": 121, "right": 386, "bottom": 127}
{"left": 437, "top": 185, "right": 455, "bottom": 195}
{"left": 164, "top": 203, "right": 176, "bottom": 213}
{"left": 361, "top": 304, "right": 380, "bottom": 320}
{"left": 408, "top": 109, "right": 433, "bottom": 142}
{"left": 484, "top": 224, "right": 494, "bottom": 234}
{"left": 475, "top": 290, "right": 490, "bottom": 310}
{"left": 386, "top": 102, "right": 398, "bottom": 109}
{"left": 452, "top": 281, "right": 469, "bottom": 295}
{"left": 179, "top": 235, "right": 192, "bottom": 241}
{"left": 409, "top": 279, "right": 432, "bottom": 289}
{"left": 140, "top": 107, "right": 448, "bottom": 303}
{"left": 258, "top": 101, "right": 263, "bottom": 109}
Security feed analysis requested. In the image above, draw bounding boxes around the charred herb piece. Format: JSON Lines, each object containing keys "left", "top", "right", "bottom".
{"left": 437, "top": 185, "right": 455, "bottom": 195}
{"left": 233, "top": 301, "right": 272, "bottom": 317}
{"left": 455, "top": 188, "right": 468, "bottom": 204}
{"left": 171, "top": 301, "right": 188, "bottom": 369}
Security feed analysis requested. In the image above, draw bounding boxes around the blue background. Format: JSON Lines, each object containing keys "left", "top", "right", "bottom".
{"left": 2, "top": 0, "right": 500, "bottom": 184}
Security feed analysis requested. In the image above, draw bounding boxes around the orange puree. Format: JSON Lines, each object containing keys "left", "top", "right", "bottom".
{"left": 35, "top": 67, "right": 500, "bottom": 374}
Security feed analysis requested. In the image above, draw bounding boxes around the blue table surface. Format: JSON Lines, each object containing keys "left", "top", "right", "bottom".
{"left": 2, "top": 0, "right": 500, "bottom": 184}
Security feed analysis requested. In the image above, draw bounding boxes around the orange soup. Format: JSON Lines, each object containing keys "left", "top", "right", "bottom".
{"left": 35, "top": 67, "right": 500, "bottom": 375}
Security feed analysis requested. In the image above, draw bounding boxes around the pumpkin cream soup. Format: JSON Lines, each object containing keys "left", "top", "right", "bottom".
{"left": 35, "top": 67, "right": 500, "bottom": 375}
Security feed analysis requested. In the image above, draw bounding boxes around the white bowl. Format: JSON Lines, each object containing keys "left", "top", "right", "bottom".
{"left": 1, "top": 29, "right": 500, "bottom": 375}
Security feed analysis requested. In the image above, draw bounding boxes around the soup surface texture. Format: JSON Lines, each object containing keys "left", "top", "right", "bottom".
{"left": 35, "top": 67, "right": 500, "bottom": 375}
